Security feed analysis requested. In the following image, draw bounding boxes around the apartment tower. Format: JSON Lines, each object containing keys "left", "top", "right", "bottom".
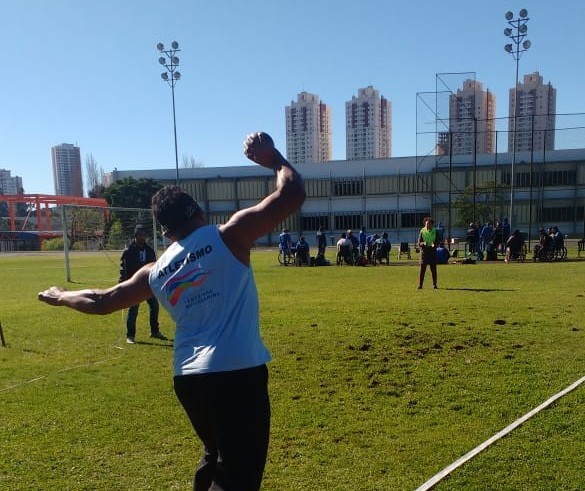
{"left": 285, "top": 92, "right": 332, "bottom": 165}
{"left": 448, "top": 79, "right": 496, "bottom": 156}
{"left": 0, "top": 169, "right": 23, "bottom": 195}
{"left": 51, "top": 143, "right": 83, "bottom": 196}
{"left": 508, "top": 71, "right": 556, "bottom": 153}
{"left": 345, "top": 86, "right": 391, "bottom": 160}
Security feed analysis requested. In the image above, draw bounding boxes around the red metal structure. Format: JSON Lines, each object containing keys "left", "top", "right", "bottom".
{"left": 0, "top": 194, "right": 108, "bottom": 232}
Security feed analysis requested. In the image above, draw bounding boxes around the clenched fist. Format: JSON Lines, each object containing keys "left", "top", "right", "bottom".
{"left": 243, "top": 132, "right": 280, "bottom": 169}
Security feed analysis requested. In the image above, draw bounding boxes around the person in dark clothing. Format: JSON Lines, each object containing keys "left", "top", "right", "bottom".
{"left": 466, "top": 223, "right": 479, "bottom": 256}
{"left": 119, "top": 225, "right": 165, "bottom": 343}
{"left": 316, "top": 226, "right": 327, "bottom": 256}
{"left": 504, "top": 229, "right": 525, "bottom": 263}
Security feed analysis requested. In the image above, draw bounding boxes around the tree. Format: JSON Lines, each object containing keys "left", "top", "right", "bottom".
{"left": 85, "top": 153, "right": 105, "bottom": 198}
{"left": 102, "top": 177, "right": 163, "bottom": 242}
{"left": 453, "top": 181, "right": 509, "bottom": 227}
{"left": 103, "top": 177, "right": 163, "bottom": 209}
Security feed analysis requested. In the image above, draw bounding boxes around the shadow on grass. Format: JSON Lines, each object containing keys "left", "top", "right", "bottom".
{"left": 130, "top": 340, "right": 174, "bottom": 349}
{"left": 443, "top": 287, "right": 516, "bottom": 292}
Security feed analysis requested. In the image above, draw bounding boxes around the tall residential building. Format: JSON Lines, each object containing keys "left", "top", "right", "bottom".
{"left": 285, "top": 92, "right": 332, "bottom": 165}
{"left": 345, "top": 86, "right": 391, "bottom": 160}
{"left": 448, "top": 79, "right": 496, "bottom": 156}
{"left": 51, "top": 143, "right": 83, "bottom": 196}
{"left": 0, "top": 169, "right": 23, "bottom": 195}
{"left": 508, "top": 71, "right": 556, "bottom": 153}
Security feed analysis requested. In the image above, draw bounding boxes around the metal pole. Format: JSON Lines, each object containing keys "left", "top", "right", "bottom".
{"left": 171, "top": 82, "right": 179, "bottom": 186}
{"left": 510, "top": 48, "right": 519, "bottom": 230}
{"left": 61, "top": 206, "right": 71, "bottom": 283}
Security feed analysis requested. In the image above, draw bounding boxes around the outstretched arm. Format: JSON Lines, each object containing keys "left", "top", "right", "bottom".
{"left": 220, "top": 132, "right": 306, "bottom": 264}
{"left": 38, "top": 264, "right": 154, "bottom": 315}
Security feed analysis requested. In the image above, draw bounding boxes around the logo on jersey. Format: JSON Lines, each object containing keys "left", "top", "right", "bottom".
{"left": 165, "top": 267, "right": 209, "bottom": 306}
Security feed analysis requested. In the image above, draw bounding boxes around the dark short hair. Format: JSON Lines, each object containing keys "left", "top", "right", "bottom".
{"left": 134, "top": 224, "right": 146, "bottom": 237}
{"left": 151, "top": 186, "right": 200, "bottom": 235}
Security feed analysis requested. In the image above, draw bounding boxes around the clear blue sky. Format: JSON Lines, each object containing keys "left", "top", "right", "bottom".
{"left": 2, "top": 0, "right": 584, "bottom": 195}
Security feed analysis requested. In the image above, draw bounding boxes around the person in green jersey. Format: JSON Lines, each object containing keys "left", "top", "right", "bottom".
{"left": 418, "top": 217, "right": 439, "bottom": 289}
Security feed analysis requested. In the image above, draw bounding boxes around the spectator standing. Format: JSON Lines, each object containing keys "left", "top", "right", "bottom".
{"left": 466, "top": 223, "right": 478, "bottom": 256}
{"left": 316, "top": 226, "right": 327, "bottom": 256}
{"left": 479, "top": 221, "right": 494, "bottom": 257}
{"left": 358, "top": 227, "right": 367, "bottom": 256}
{"left": 279, "top": 228, "right": 292, "bottom": 254}
{"left": 119, "top": 225, "right": 165, "bottom": 343}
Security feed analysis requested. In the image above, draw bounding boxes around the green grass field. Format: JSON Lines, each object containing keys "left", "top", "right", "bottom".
{"left": 1, "top": 250, "right": 584, "bottom": 490}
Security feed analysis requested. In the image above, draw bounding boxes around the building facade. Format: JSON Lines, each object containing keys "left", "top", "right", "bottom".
{"left": 51, "top": 143, "right": 83, "bottom": 197}
{"left": 448, "top": 79, "right": 496, "bottom": 156}
{"left": 508, "top": 72, "right": 556, "bottom": 153}
{"left": 0, "top": 169, "right": 23, "bottom": 195}
{"left": 345, "top": 86, "right": 391, "bottom": 160}
{"left": 285, "top": 92, "right": 332, "bottom": 165}
{"left": 105, "top": 148, "right": 585, "bottom": 246}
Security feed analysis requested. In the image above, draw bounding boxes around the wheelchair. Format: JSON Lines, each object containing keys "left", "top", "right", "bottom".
{"left": 336, "top": 245, "right": 354, "bottom": 266}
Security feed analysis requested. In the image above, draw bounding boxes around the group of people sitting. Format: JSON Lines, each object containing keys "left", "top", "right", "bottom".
{"left": 335, "top": 229, "right": 391, "bottom": 266}
{"left": 465, "top": 220, "right": 565, "bottom": 263}
{"left": 279, "top": 229, "right": 312, "bottom": 266}
{"left": 532, "top": 226, "right": 565, "bottom": 262}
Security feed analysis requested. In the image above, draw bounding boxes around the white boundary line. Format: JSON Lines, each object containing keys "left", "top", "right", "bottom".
{"left": 415, "top": 375, "right": 585, "bottom": 491}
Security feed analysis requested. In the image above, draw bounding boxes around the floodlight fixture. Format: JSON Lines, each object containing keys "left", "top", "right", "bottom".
{"left": 519, "top": 9, "right": 528, "bottom": 18}
{"left": 505, "top": 11, "right": 514, "bottom": 20}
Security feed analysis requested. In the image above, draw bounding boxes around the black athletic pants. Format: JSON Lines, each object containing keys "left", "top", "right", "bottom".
{"left": 174, "top": 365, "right": 270, "bottom": 491}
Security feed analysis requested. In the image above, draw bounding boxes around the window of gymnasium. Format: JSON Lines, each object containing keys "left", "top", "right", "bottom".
{"left": 334, "top": 214, "right": 362, "bottom": 231}
{"left": 333, "top": 179, "right": 363, "bottom": 196}
{"left": 401, "top": 212, "right": 430, "bottom": 228}
{"left": 538, "top": 206, "right": 583, "bottom": 223}
{"left": 367, "top": 212, "right": 397, "bottom": 230}
{"left": 301, "top": 215, "right": 329, "bottom": 231}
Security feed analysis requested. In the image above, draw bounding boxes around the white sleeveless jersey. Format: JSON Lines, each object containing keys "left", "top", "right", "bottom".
{"left": 149, "top": 225, "right": 271, "bottom": 375}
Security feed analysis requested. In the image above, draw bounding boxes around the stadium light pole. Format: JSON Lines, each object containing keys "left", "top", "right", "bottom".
{"left": 504, "top": 9, "right": 531, "bottom": 230}
{"left": 157, "top": 41, "right": 182, "bottom": 185}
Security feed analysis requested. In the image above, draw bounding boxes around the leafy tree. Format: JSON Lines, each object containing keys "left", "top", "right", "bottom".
{"left": 89, "top": 184, "right": 106, "bottom": 198}
{"left": 106, "top": 219, "right": 127, "bottom": 249}
{"left": 453, "top": 181, "right": 509, "bottom": 227}
{"left": 103, "top": 177, "right": 162, "bottom": 209}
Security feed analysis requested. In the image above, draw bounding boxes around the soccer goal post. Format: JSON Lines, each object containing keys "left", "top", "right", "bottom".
{"left": 57, "top": 204, "right": 159, "bottom": 282}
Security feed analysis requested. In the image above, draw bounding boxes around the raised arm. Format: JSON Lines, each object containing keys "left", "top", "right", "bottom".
{"left": 38, "top": 264, "right": 154, "bottom": 315}
{"left": 220, "top": 132, "right": 306, "bottom": 264}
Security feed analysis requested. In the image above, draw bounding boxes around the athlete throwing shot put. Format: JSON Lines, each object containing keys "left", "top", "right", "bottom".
{"left": 38, "top": 132, "right": 305, "bottom": 491}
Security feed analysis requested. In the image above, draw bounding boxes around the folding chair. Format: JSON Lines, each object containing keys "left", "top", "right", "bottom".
{"left": 398, "top": 242, "right": 411, "bottom": 260}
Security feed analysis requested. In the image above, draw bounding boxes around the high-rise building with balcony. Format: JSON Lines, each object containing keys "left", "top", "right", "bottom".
{"left": 51, "top": 143, "right": 83, "bottom": 196}
{"left": 0, "top": 169, "right": 23, "bottom": 195}
{"left": 285, "top": 92, "right": 332, "bottom": 165}
{"left": 508, "top": 72, "right": 556, "bottom": 153}
{"left": 345, "top": 86, "right": 391, "bottom": 160}
{"left": 447, "top": 79, "right": 496, "bottom": 156}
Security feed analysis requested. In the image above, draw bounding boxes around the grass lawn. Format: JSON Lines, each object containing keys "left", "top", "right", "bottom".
{"left": 0, "top": 249, "right": 583, "bottom": 490}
